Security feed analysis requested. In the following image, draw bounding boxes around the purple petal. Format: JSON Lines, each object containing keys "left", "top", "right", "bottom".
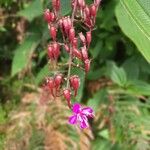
{"left": 82, "top": 107, "right": 93, "bottom": 116}
{"left": 72, "top": 103, "right": 81, "bottom": 113}
{"left": 68, "top": 115, "right": 77, "bottom": 124}
{"left": 80, "top": 118, "right": 89, "bottom": 129}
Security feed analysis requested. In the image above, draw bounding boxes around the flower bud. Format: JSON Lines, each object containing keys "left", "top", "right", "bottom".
{"left": 67, "top": 17, "right": 72, "bottom": 30}
{"left": 50, "top": 26, "right": 57, "bottom": 41}
{"left": 72, "top": 38, "right": 78, "bottom": 48}
{"left": 47, "top": 77, "right": 54, "bottom": 96}
{"left": 53, "top": 42, "right": 60, "bottom": 60}
{"left": 63, "top": 17, "right": 69, "bottom": 35}
{"left": 63, "top": 89, "right": 71, "bottom": 108}
{"left": 44, "top": 9, "right": 51, "bottom": 23}
{"left": 70, "top": 75, "right": 80, "bottom": 96}
{"left": 90, "top": 4, "right": 97, "bottom": 17}
{"left": 78, "top": 0, "right": 85, "bottom": 8}
{"left": 73, "top": 48, "right": 82, "bottom": 59}
{"left": 69, "top": 27, "right": 75, "bottom": 42}
{"left": 95, "top": 0, "right": 102, "bottom": 6}
{"left": 86, "top": 31, "right": 91, "bottom": 46}
{"left": 84, "top": 59, "right": 91, "bottom": 73}
{"left": 52, "top": 0, "right": 60, "bottom": 11}
{"left": 81, "top": 46, "right": 88, "bottom": 60}
{"left": 44, "top": 9, "right": 55, "bottom": 23}
{"left": 84, "top": 5, "right": 90, "bottom": 18}
{"left": 59, "top": 18, "right": 63, "bottom": 29}
{"left": 79, "top": 32, "right": 86, "bottom": 45}
{"left": 54, "top": 74, "right": 63, "bottom": 89}
{"left": 48, "top": 44, "right": 54, "bottom": 59}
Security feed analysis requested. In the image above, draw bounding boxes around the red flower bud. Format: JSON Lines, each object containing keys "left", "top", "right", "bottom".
{"left": 52, "top": 0, "right": 60, "bottom": 11}
{"left": 47, "top": 77, "right": 54, "bottom": 96}
{"left": 50, "top": 26, "right": 57, "bottom": 41}
{"left": 73, "top": 48, "right": 82, "bottom": 59}
{"left": 59, "top": 18, "right": 63, "bottom": 29}
{"left": 53, "top": 42, "right": 60, "bottom": 60}
{"left": 79, "top": 32, "right": 86, "bottom": 45}
{"left": 70, "top": 75, "right": 80, "bottom": 96}
{"left": 54, "top": 74, "right": 63, "bottom": 89}
{"left": 67, "top": 17, "right": 72, "bottom": 30}
{"left": 78, "top": 0, "right": 85, "bottom": 8}
{"left": 90, "top": 4, "right": 97, "bottom": 17}
{"left": 44, "top": 9, "right": 55, "bottom": 23}
{"left": 84, "top": 5, "right": 90, "bottom": 18}
{"left": 81, "top": 46, "right": 88, "bottom": 60}
{"left": 72, "top": 37, "right": 78, "bottom": 48}
{"left": 95, "top": 0, "right": 102, "bottom": 6}
{"left": 86, "top": 31, "right": 91, "bottom": 46}
{"left": 48, "top": 44, "right": 54, "bottom": 59}
{"left": 49, "top": 12, "right": 55, "bottom": 22}
{"left": 63, "top": 17, "right": 69, "bottom": 35}
{"left": 84, "top": 59, "right": 91, "bottom": 73}
{"left": 63, "top": 89, "right": 71, "bottom": 108}
{"left": 69, "top": 27, "right": 75, "bottom": 42}
{"left": 64, "top": 44, "right": 70, "bottom": 53}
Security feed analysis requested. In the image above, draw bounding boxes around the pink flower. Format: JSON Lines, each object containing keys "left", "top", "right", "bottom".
{"left": 68, "top": 103, "right": 94, "bottom": 129}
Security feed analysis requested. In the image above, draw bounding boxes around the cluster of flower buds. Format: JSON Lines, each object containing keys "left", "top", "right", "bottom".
{"left": 72, "top": 0, "right": 101, "bottom": 28}
{"left": 42, "top": 0, "right": 101, "bottom": 128}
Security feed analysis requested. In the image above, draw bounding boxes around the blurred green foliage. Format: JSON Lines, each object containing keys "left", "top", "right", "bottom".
{"left": 0, "top": 0, "right": 150, "bottom": 149}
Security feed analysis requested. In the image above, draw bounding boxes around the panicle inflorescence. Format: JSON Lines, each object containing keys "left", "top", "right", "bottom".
{"left": 42, "top": 0, "right": 101, "bottom": 129}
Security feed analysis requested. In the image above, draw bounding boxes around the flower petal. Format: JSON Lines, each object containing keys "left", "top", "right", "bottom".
{"left": 80, "top": 118, "right": 89, "bottom": 129}
{"left": 82, "top": 107, "right": 93, "bottom": 116}
{"left": 72, "top": 103, "right": 81, "bottom": 113}
{"left": 68, "top": 115, "right": 77, "bottom": 124}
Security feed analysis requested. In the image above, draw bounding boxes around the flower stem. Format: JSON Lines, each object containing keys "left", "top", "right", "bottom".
{"left": 66, "top": 0, "right": 77, "bottom": 89}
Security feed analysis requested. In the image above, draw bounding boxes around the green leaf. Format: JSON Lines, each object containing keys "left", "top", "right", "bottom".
{"left": 107, "top": 62, "right": 127, "bottom": 87}
{"left": 127, "top": 80, "right": 150, "bottom": 96}
{"left": 35, "top": 64, "right": 49, "bottom": 85}
{"left": 18, "top": 0, "right": 43, "bottom": 22}
{"left": 11, "top": 34, "right": 40, "bottom": 76}
{"left": 87, "top": 89, "right": 107, "bottom": 111}
{"left": 115, "top": 0, "right": 150, "bottom": 63}
{"left": 61, "top": 0, "right": 71, "bottom": 15}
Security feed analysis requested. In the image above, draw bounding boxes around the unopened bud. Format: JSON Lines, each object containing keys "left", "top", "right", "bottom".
{"left": 70, "top": 75, "right": 80, "bottom": 96}
{"left": 79, "top": 32, "right": 86, "bottom": 45}
{"left": 86, "top": 31, "right": 91, "bottom": 46}
{"left": 84, "top": 59, "right": 91, "bottom": 73}
{"left": 52, "top": 0, "right": 60, "bottom": 11}
{"left": 69, "top": 27, "right": 75, "bottom": 42}
{"left": 48, "top": 44, "right": 54, "bottom": 59}
{"left": 54, "top": 74, "right": 63, "bottom": 89}
{"left": 90, "top": 4, "right": 97, "bottom": 17}
{"left": 78, "top": 0, "right": 85, "bottom": 8}
{"left": 95, "top": 0, "right": 102, "bottom": 6}
{"left": 72, "top": 38, "right": 78, "bottom": 48}
{"left": 53, "top": 42, "right": 60, "bottom": 60}
{"left": 73, "top": 48, "right": 82, "bottom": 59}
{"left": 50, "top": 26, "right": 57, "bottom": 41}
{"left": 44, "top": 9, "right": 55, "bottom": 23}
{"left": 63, "top": 89, "right": 71, "bottom": 108}
{"left": 84, "top": 5, "right": 90, "bottom": 18}
{"left": 63, "top": 17, "right": 69, "bottom": 35}
{"left": 81, "top": 46, "right": 88, "bottom": 60}
{"left": 47, "top": 77, "right": 54, "bottom": 96}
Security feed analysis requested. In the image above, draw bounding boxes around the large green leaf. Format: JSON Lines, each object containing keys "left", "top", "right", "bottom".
{"left": 18, "top": 0, "right": 43, "bottom": 22}
{"left": 11, "top": 34, "right": 40, "bottom": 76}
{"left": 115, "top": 0, "right": 150, "bottom": 63}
